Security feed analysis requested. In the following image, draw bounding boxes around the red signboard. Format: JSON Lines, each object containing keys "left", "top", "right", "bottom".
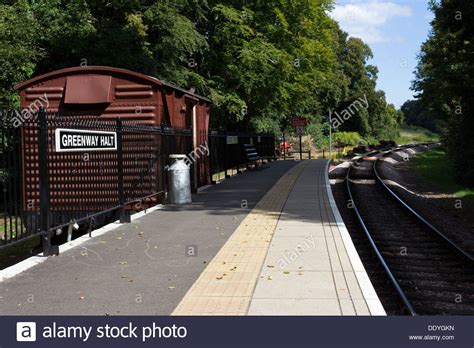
{"left": 291, "top": 117, "right": 307, "bottom": 127}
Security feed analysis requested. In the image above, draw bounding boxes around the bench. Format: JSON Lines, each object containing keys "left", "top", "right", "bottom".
{"left": 244, "top": 144, "right": 268, "bottom": 169}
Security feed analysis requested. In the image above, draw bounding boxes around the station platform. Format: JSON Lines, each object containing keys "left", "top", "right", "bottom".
{"left": 0, "top": 160, "right": 385, "bottom": 316}
{"left": 173, "top": 160, "right": 385, "bottom": 315}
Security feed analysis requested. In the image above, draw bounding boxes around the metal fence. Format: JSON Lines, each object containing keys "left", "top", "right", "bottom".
{"left": 0, "top": 109, "right": 275, "bottom": 254}
{"left": 207, "top": 130, "right": 275, "bottom": 181}
{"left": 0, "top": 111, "right": 23, "bottom": 248}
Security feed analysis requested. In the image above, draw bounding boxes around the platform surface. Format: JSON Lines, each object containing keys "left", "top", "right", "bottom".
{"left": 0, "top": 160, "right": 384, "bottom": 316}
{"left": 174, "top": 160, "right": 385, "bottom": 315}
{"left": 248, "top": 160, "right": 372, "bottom": 315}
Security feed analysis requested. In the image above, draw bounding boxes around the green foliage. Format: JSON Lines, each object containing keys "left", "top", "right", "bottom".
{"left": 143, "top": 2, "right": 208, "bottom": 82}
{"left": 396, "top": 125, "right": 439, "bottom": 145}
{"left": 328, "top": 35, "right": 400, "bottom": 142}
{"left": 333, "top": 131, "right": 363, "bottom": 146}
{"left": 0, "top": 0, "right": 402, "bottom": 144}
{"left": 400, "top": 99, "right": 442, "bottom": 132}
{"left": 414, "top": 148, "right": 474, "bottom": 205}
{"left": 0, "top": 0, "right": 41, "bottom": 107}
{"left": 412, "top": 0, "right": 474, "bottom": 187}
{"left": 306, "top": 121, "right": 329, "bottom": 149}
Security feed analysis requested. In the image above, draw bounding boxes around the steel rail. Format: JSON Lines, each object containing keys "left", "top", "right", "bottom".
{"left": 374, "top": 154, "right": 474, "bottom": 262}
{"left": 346, "top": 156, "right": 418, "bottom": 316}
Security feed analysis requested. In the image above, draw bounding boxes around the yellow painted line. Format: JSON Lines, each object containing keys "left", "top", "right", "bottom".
{"left": 172, "top": 161, "right": 307, "bottom": 315}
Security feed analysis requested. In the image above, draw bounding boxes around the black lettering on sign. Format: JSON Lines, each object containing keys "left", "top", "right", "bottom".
{"left": 55, "top": 129, "right": 117, "bottom": 152}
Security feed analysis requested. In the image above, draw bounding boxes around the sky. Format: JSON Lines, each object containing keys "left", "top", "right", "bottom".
{"left": 330, "top": 0, "right": 434, "bottom": 108}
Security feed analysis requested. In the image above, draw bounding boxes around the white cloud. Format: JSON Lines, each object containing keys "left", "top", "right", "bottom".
{"left": 331, "top": 1, "right": 412, "bottom": 44}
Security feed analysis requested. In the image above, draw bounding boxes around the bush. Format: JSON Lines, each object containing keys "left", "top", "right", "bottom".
{"left": 333, "top": 131, "right": 363, "bottom": 146}
{"left": 306, "top": 122, "right": 329, "bottom": 149}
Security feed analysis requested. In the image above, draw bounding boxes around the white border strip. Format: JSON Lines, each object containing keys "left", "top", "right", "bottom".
{"left": 324, "top": 161, "right": 386, "bottom": 316}
{"left": 55, "top": 128, "right": 118, "bottom": 152}
{"left": 0, "top": 205, "right": 163, "bottom": 282}
{"left": 197, "top": 184, "right": 213, "bottom": 193}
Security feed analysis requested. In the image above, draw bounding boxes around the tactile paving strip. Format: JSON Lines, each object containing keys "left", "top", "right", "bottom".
{"left": 172, "top": 161, "right": 307, "bottom": 315}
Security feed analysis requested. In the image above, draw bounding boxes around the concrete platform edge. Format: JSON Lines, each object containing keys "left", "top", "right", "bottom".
{"left": 325, "top": 161, "right": 386, "bottom": 316}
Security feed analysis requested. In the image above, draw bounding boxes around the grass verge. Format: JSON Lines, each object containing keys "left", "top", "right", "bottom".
{"left": 0, "top": 216, "right": 19, "bottom": 240}
{"left": 414, "top": 148, "right": 474, "bottom": 206}
{"left": 397, "top": 125, "right": 439, "bottom": 144}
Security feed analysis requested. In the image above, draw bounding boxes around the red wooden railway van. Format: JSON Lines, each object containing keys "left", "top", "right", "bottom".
{"left": 16, "top": 66, "right": 211, "bottom": 128}
{"left": 15, "top": 67, "right": 211, "bottom": 228}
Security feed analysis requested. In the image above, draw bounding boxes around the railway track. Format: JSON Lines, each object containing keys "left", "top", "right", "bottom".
{"left": 342, "top": 146, "right": 474, "bottom": 315}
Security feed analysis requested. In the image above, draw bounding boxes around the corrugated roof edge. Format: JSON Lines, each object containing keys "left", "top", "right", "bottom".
{"left": 15, "top": 66, "right": 212, "bottom": 104}
{"left": 149, "top": 76, "right": 211, "bottom": 104}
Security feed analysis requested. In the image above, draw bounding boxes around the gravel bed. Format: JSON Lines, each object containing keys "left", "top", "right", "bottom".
{"left": 378, "top": 145, "right": 474, "bottom": 255}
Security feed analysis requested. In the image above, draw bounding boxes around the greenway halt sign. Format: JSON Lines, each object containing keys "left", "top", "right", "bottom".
{"left": 55, "top": 128, "right": 117, "bottom": 152}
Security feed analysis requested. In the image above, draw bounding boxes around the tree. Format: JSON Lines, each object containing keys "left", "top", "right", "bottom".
{"left": 400, "top": 99, "right": 441, "bottom": 132}
{"left": 413, "top": 0, "right": 474, "bottom": 186}
{"left": 0, "top": 0, "right": 41, "bottom": 107}
{"left": 330, "top": 35, "right": 400, "bottom": 141}
{"left": 0, "top": 0, "right": 403, "bottom": 144}
{"left": 203, "top": 0, "right": 339, "bottom": 132}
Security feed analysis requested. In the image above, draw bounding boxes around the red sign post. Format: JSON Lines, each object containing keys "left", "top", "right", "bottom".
{"left": 291, "top": 117, "right": 307, "bottom": 160}
{"left": 291, "top": 117, "right": 308, "bottom": 127}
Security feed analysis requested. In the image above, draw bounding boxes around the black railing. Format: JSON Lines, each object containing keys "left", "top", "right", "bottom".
{"left": 207, "top": 130, "right": 276, "bottom": 181}
{"left": 0, "top": 110, "right": 25, "bottom": 248}
{"left": 0, "top": 110, "right": 275, "bottom": 254}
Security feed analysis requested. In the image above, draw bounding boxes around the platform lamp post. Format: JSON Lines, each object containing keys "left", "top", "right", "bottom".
{"left": 329, "top": 111, "right": 332, "bottom": 161}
